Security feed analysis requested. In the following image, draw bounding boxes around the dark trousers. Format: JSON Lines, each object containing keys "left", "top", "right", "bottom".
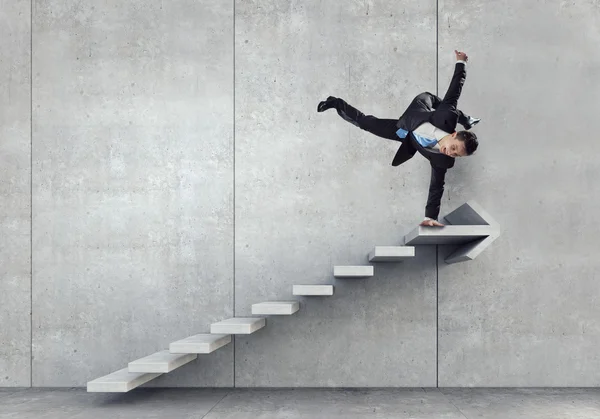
{"left": 332, "top": 98, "right": 472, "bottom": 140}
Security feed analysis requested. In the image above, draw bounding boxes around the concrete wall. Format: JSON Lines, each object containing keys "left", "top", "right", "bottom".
{"left": 0, "top": 0, "right": 599, "bottom": 388}
{"left": 234, "top": 0, "right": 437, "bottom": 387}
{"left": 0, "top": 0, "right": 31, "bottom": 387}
{"left": 31, "top": 0, "right": 234, "bottom": 386}
{"left": 437, "top": 0, "right": 600, "bottom": 386}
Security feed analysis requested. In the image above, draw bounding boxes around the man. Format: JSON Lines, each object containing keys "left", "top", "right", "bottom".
{"left": 317, "top": 50, "right": 479, "bottom": 227}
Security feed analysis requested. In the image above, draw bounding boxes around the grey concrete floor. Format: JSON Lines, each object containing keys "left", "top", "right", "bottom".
{"left": 1, "top": 388, "right": 600, "bottom": 419}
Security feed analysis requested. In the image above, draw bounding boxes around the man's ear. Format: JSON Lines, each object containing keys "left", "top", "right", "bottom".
{"left": 452, "top": 132, "right": 458, "bottom": 138}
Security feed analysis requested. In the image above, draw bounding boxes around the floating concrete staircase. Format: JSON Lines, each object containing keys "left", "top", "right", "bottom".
{"left": 87, "top": 201, "right": 499, "bottom": 392}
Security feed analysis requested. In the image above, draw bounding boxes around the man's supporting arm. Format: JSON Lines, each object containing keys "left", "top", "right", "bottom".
{"left": 425, "top": 164, "right": 447, "bottom": 221}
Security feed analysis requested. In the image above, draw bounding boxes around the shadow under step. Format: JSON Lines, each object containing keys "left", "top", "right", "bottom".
{"left": 210, "top": 317, "right": 266, "bottom": 334}
{"left": 87, "top": 368, "right": 162, "bottom": 393}
{"left": 169, "top": 334, "right": 231, "bottom": 354}
{"left": 252, "top": 301, "right": 300, "bottom": 315}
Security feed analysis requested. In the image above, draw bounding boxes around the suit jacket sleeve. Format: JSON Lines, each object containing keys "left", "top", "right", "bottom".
{"left": 426, "top": 92, "right": 442, "bottom": 109}
{"left": 425, "top": 163, "right": 447, "bottom": 220}
{"left": 411, "top": 92, "right": 441, "bottom": 111}
{"left": 440, "top": 62, "right": 466, "bottom": 110}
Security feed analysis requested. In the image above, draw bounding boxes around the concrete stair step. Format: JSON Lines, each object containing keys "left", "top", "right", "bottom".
{"left": 292, "top": 285, "right": 334, "bottom": 296}
{"left": 128, "top": 350, "right": 197, "bottom": 373}
{"left": 333, "top": 265, "right": 374, "bottom": 278}
{"left": 169, "top": 334, "right": 231, "bottom": 354}
{"left": 210, "top": 317, "right": 266, "bottom": 334}
{"left": 403, "top": 225, "right": 494, "bottom": 245}
{"left": 252, "top": 301, "right": 300, "bottom": 315}
{"left": 87, "top": 368, "right": 161, "bottom": 393}
{"left": 368, "top": 246, "right": 415, "bottom": 262}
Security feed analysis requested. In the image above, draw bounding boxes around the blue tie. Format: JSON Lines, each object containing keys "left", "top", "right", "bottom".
{"left": 396, "top": 128, "right": 437, "bottom": 148}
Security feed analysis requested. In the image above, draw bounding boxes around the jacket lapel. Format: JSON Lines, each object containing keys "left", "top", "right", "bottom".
{"left": 391, "top": 140, "right": 417, "bottom": 167}
{"left": 393, "top": 100, "right": 457, "bottom": 169}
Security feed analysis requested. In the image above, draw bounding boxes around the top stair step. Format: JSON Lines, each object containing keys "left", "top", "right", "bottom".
{"left": 404, "top": 225, "right": 494, "bottom": 245}
{"left": 333, "top": 265, "right": 374, "bottom": 278}
{"left": 368, "top": 246, "right": 415, "bottom": 262}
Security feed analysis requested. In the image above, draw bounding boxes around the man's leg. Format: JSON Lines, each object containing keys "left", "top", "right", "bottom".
{"left": 427, "top": 92, "right": 480, "bottom": 130}
{"left": 318, "top": 97, "right": 399, "bottom": 141}
{"left": 457, "top": 110, "right": 480, "bottom": 130}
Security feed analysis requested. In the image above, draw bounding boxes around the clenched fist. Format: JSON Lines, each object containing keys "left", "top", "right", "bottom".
{"left": 455, "top": 50, "right": 468, "bottom": 62}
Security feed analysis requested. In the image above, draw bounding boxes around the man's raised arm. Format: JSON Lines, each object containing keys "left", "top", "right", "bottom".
{"left": 439, "top": 50, "right": 468, "bottom": 109}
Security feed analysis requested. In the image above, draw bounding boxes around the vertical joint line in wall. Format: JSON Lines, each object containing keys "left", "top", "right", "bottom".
{"left": 435, "top": 0, "right": 440, "bottom": 388}
{"left": 232, "top": 0, "right": 236, "bottom": 321}
{"left": 232, "top": 0, "right": 236, "bottom": 388}
{"left": 435, "top": 0, "right": 439, "bottom": 96}
{"left": 30, "top": 0, "right": 34, "bottom": 389}
{"left": 436, "top": 246, "right": 439, "bottom": 387}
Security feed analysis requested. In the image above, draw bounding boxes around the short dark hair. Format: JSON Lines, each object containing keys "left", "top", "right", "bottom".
{"left": 456, "top": 131, "right": 478, "bottom": 155}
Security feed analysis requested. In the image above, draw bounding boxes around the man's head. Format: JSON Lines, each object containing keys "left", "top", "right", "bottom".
{"left": 440, "top": 131, "right": 479, "bottom": 157}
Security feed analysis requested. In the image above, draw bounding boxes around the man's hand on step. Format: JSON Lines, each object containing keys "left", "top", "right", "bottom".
{"left": 420, "top": 218, "right": 445, "bottom": 227}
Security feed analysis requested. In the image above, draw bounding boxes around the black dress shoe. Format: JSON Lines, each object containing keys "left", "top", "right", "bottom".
{"left": 464, "top": 116, "right": 481, "bottom": 130}
{"left": 317, "top": 96, "right": 337, "bottom": 112}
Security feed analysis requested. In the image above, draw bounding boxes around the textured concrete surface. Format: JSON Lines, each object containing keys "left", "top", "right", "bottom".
{"left": 3, "top": 0, "right": 600, "bottom": 389}
{"left": 2, "top": 388, "right": 600, "bottom": 418}
{"left": 234, "top": 0, "right": 438, "bottom": 387}
{"left": 437, "top": 0, "right": 600, "bottom": 386}
{"left": 31, "top": 1, "right": 234, "bottom": 387}
{"left": 0, "top": 0, "right": 31, "bottom": 387}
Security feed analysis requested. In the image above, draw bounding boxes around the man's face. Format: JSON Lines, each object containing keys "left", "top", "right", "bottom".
{"left": 441, "top": 134, "right": 467, "bottom": 157}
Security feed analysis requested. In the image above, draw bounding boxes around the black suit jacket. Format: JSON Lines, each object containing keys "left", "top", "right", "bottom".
{"left": 392, "top": 62, "right": 467, "bottom": 220}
